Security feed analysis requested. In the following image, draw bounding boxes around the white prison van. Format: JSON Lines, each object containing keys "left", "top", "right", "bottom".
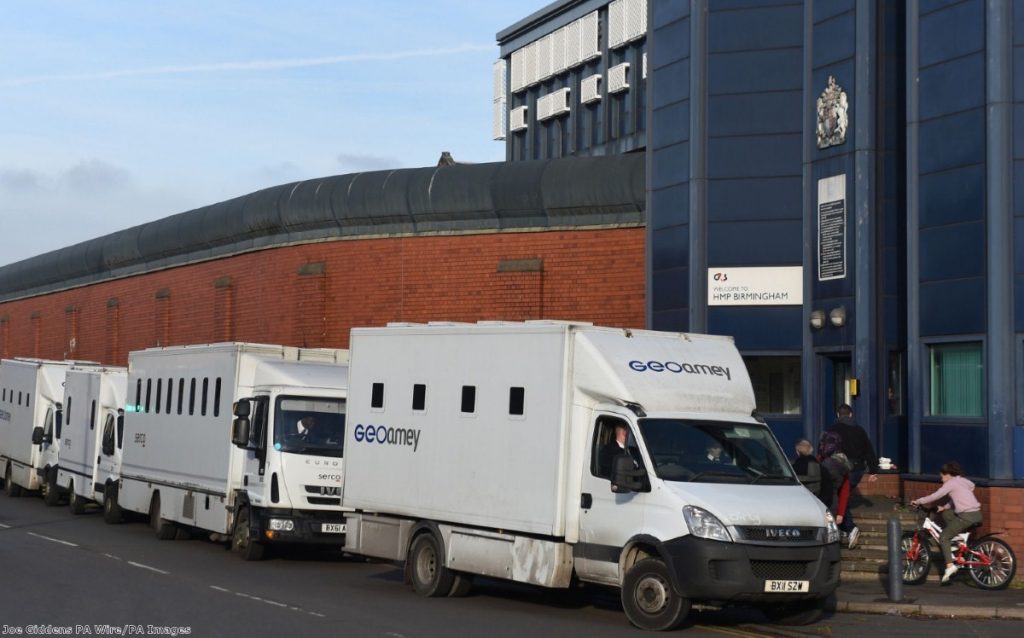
{"left": 0, "top": 358, "right": 92, "bottom": 503}
{"left": 341, "top": 322, "right": 840, "bottom": 630}
{"left": 116, "top": 343, "right": 349, "bottom": 560}
{"left": 56, "top": 365, "right": 128, "bottom": 518}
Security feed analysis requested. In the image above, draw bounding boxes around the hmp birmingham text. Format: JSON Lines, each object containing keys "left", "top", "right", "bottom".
{"left": 2, "top": 627, "right": 190, "bottom": 636}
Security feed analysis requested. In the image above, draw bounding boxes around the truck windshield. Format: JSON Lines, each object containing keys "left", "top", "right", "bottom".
{"left": 637, "top": 418, "right": 797, "bottom": 485}
{"left": 273, "top": 396, "right": 346, "bottom": 457}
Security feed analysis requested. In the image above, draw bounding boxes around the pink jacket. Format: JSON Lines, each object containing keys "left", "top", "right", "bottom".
{"left": 917, "top": 476, "right": 981, "bottom": 514}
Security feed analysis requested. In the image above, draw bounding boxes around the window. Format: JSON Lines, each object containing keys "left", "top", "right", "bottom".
{"left": 166, "top": 378, "right": 173, "bottom": 414}
{"left": 461, "top": 386, "right": 476, "bottom": 414}
{"left": 201, "top": 377, "right": 209, "bottom": 416}
{"left": 213, "top": 378, "right": 222, "bottom": 417}
{"left": 116, "top": 412, "right": 124, "bottom": 448}
{"left": 178, "top": 378, "right": 185, "bottom": 415}
{"left": 509, "top": 387, "right": 525, "bottom": 416}
{"left": 101, "top": 414, "right": 115, "bottom": 456}
{"left": 155, "top": 379, "right": 162, "bottom": 414}
{"left": 189, "top": 378, "right": 196, "bottom": 416}
{"left": 135, "top": 380, "right": 142, "bottom": 412}
{"left": 18, "top": 391, "right": 22, "bottom": 406}
{"left": 55, "top": 404, "right": 63, "bottom": 439}
{"left": 929, "top": 342, "right": 984, "bottom": 417}
{"left": 90, "top": 400, "right": 97, "bottom": 431}
{"left": 66, "top": 396, "right": 72, "bottom": 426}
{"left": 591, "top": 417, "right": 634, "bottom": 479}
{"left": 888, "top": 352, "right": 903, "bottom": 416}
{"left": 145, "top": 379, "right": 152, "bottom": 413}
{"left": 744, "top": 356, "right": 801, "bottom": 415}
{"left": 412, "top": 384, "right": 426, "bottom": 411}
{"left": 371, "top": 383, "right": 385, "bottom": 409}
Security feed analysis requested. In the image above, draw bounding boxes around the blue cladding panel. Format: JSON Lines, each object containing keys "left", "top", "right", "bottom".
{"left": 652, "top": 309, "right": 689, "bottom": 333}
{"left": 918, "top": 109, "right": 985, "bottom": 175}
{"left": 812, "top": 12, "right": 856, "bottom": 67}
{"left": 920, "top": 424, "right": 988, "bottom": 477}
{"left": 708, "top": 134, "right": 802, "bottom": 179}
{"left": 1017, "top": 0, "right": 1024, "bottom": 45}
{"left": 652, "top": 225, "right": 689, "bottom": 271}
{"left": 1015, "top": 428, "right": 1024, "bottom": 479}
{"left": 652, "top": 267, "right": 689, "bottom": 312}
{"left": 652, "top": 100, "right": 690, "bottom": 150}
{"left": 653, "top": 59, "right": 690, "bottom": 109}
{"left": 1014, "top": 160, "right": 1024, "bottom": 215}
{"left": 653, "top": 19, "right": 690, "bottom": 70}
{"left": 1015, "top": 106, "right": 1024, "bottom": 159}
{"left": 919, "top": 223, "right": 985, "bottom": 281}
{"left": 708, "top": 91, "right": 802, "bottom": 137}
{"left": 919, "top": 278, "right": 986, "bottom": 336}
{"left": 652, "top": 0, "right": 690, "bottom": 26}
{"left": 1015, "top": 48, "right": 1024, "bottom": 102}
{"left": 652, "top": 142, "right": 690, "bottom": 189}
{"left": 919, "top": 0, "right": 984, "bottom": 68}
{"left": 708, "top": 306, "right": 803, "bottom": 351}
{"left": 918, "top": 164, "right": 985, "bottom": 227}
{"left": 813, "top": 0, "right": 854, "bottom": 23}
{"left": 707, "top": 177, "right": 802, "bottom": 222}
{"left": 709, "top": 49, "right": 803, "bottom": 95}
{"left": 708, "top": 4, "right": 802, "bottom": 53}
{"left": 708, "top": 219, "right": 802, "bottom": 265}
{"left": 650, "top": 184, "right": 690, "bottom": 229}
{"left": 918, "top": 53, "right": 986, "bottom": 121}
{"left": 1015, "top": 276, "right": 1024, "bottom": 331}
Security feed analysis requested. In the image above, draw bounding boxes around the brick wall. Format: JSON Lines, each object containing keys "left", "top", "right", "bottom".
{"left": 0, "top": 228, "right": 646, "bottom": 365}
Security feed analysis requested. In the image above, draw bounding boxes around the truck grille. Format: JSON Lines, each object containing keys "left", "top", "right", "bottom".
{"left": 304, "top": 485, "right": 341, "bottom": 506}
{"left": 750, "top": 560, "right": 809, "bottom": 580}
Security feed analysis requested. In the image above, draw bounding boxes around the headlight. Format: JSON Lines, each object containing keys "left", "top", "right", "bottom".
{"left": 268, "top": 518, "right": 295, "bottom": 532}
{"left": 683, "top": 505, "right": 732, "bottom": 542}
{"left": 824, "top": 511, "right": 840, "bottom": 544}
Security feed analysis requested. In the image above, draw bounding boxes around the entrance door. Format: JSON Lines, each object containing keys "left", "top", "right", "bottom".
{"left": 820, "top": 354, "right": 852, "bottom": 430}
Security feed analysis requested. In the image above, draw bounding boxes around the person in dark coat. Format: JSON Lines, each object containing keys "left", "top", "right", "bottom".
{"left": 826, "top": 404, "right": 879, "bottom": 499}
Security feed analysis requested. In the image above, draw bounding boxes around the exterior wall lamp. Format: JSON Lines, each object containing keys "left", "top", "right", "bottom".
{"left": 829, "top": 306, "right": 846, "bottom": 328}
{"left": 809, "top": 310, "right": 825, "bottom": 330}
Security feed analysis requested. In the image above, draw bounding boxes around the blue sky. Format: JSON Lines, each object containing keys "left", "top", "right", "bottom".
{"left": 0, "top": 1, "right": 546, "bottom": 267}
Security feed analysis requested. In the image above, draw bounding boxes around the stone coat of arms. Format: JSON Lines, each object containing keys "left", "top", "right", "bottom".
{"left": 816, "top": 75, "right": 848, "bottom": 149}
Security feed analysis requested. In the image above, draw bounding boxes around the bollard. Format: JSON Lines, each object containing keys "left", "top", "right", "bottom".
{"left": 887, "top": 516, "right": 903, "bottom": 602}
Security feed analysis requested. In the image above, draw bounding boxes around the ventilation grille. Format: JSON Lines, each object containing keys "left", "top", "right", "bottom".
{"left": 608, "top": 62, "right": 630, "bottom": 94}
{"left": 509, "top": 105, "right": 529, "bottom": 132}
{"left": 492, "top": 60, "right": 507, "bottom": 141}
{"left": 609, "top": 0, "right": 648, "bottom": 49}
{"left": 581, "top": 74, "right": 602, "bottom": 104}
{"left": 509, "top": 11, "right": 600, "bottom": 93}
{"left": 537, "top": 87, "right": 571, "bottom": 121}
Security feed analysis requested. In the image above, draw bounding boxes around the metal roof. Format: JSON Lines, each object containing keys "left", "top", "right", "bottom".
{"left": 0, "top": 154, "right": 645, "bottom": 303}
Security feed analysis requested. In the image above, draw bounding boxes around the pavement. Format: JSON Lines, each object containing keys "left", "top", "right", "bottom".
{"left": 829, "top": 495, "right": 1024, "bottom": 620}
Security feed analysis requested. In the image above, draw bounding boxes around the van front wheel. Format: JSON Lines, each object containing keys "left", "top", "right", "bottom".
{"left": 407, "top": 532, "right": 455, "bottom": 597}
{"left": 622, "top": 558, "right": 690, "bottom": 631}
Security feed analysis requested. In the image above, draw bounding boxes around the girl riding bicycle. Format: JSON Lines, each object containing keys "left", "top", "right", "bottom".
{"left": 911, "top": 461, "right": 983, "bottom": 583}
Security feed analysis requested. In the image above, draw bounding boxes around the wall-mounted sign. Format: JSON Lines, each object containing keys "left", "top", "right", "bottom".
{"left": 707, "top": 266, "right": 802, "bottom": 306}
{"left": 816, "top": 75, "right": 848, "bottom": 149}
{"left": 817, "top": 175, "right": 846, "bottom": 281}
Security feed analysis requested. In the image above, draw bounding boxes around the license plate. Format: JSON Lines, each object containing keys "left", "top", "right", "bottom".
{"left": 764, "top": 580, "right": 809, "bottom": 593}
{"left": 320, "top": 523, "right": 346, "bottom": 534}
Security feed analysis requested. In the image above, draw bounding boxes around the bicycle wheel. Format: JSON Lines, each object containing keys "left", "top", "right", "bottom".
{"left": 967, "top": 537, "right": 1017, "bottom": 590}
{"left": 900, "top": 531, "right": 931, "bottom": 585}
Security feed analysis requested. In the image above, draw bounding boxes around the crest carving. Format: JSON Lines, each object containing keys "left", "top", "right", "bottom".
{"left": 816, "top": 75, "right": 848, "bottom": 149}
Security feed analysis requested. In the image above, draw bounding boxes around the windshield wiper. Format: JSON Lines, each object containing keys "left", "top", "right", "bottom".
{"left": 686, "top": 470, "right": 744, "bottom": 482}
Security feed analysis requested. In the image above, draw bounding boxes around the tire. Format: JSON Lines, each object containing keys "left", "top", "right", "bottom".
{"left": 407, "top": 533, "right": 455, "bottom": 597}
{"left": 761, "top": 598, "right": 827, "bottom": 625}
{"left": 447, "top": 572, "right": 474, "bottom": 597}
{"left": 103, "top": 484, "right": 124, "bottom": 524}
{"left": 900, "top": 531, "right": 932, "bottom": 585}
{"left": 149, "top": 494, "right": 177, "bottom": 540}
{"left": 69, "top": 481, "right": 87, "bottom": 515}
{"left": 967, "top": 537, "right": 1017, "bottom": 590}
{"left": 4, "top": 465, "right": 22, "bottom": 498}
{"left": 621, "top": 558, "right": 690, "bottom": 631}
{"left": 231, "top": 507, "right": 265, "bottom": 561}
{"left": 42, "top": 469, "right": 62, "bottom": 506}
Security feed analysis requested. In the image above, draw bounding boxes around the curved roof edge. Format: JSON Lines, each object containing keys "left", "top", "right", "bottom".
{"left": 0, "top": 154, "right": 645, "bottom": 303}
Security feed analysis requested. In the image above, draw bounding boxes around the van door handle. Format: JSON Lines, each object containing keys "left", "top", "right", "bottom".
{"left": 581, "top": 493, "right": 593, "bottom": 509}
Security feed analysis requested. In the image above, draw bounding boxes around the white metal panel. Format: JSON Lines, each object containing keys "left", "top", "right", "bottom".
{"left": 642, "top": 51, "right": 647, "bottom": 79}
{"left": 509, "top": 105, "right": 528, "bottom": 132}
{"left": 609, "top": 0, "right": 626, "bottom": 48}
{"left": 608, "top": 62, "right": 631, "bottom": 94}
{"left": 510, "top": 48, "right": 524, "bottom": 93}
{"left": 523, "top": 41, "right": 538, "bottom": 87}
{"left": 492, "top": 59, "right": 506, "bottom": 101}
{"left": 537, "top": 88, "right": 571, "bottom": 122}
{"left": 551, "top": 28, "right": 566, "bottom": 75}
{"left": 563, "top": 19, "right": 581, "bottom": 68}
{"left": 492, "top": 98, "right": 507, "bottom": 141}
{"left": 537, "top": 34, "right": 553, "bottom": 81}
{"left": 581, "top": 73, "right": 602, "bottom": 104}
{"left": 626, "top": 0, "right": 648, "bottom": 43}
{"left": 581, "top": 11, "right": 600, "bottom": 61}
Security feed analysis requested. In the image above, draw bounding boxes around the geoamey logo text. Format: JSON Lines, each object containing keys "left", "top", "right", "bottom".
{"left": 353, "top": 424, "right": 421, "bottom": 452}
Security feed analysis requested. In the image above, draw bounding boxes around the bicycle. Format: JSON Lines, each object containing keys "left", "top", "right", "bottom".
{"left": 899, "top": 504, "right": 1017, "bottom": 589}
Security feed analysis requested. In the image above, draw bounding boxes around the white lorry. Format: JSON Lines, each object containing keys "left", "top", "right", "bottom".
{"left": 115, "top": 343, "right": 349, "bottom": 560}
{"left": 56, "top": 365, "right": 128, "bottom": 519}
{"left": 341, "top": 322, "right": 840, "bottom": 630}
{"left": 0, "top": 357, "right": 91, "bottom": 504}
